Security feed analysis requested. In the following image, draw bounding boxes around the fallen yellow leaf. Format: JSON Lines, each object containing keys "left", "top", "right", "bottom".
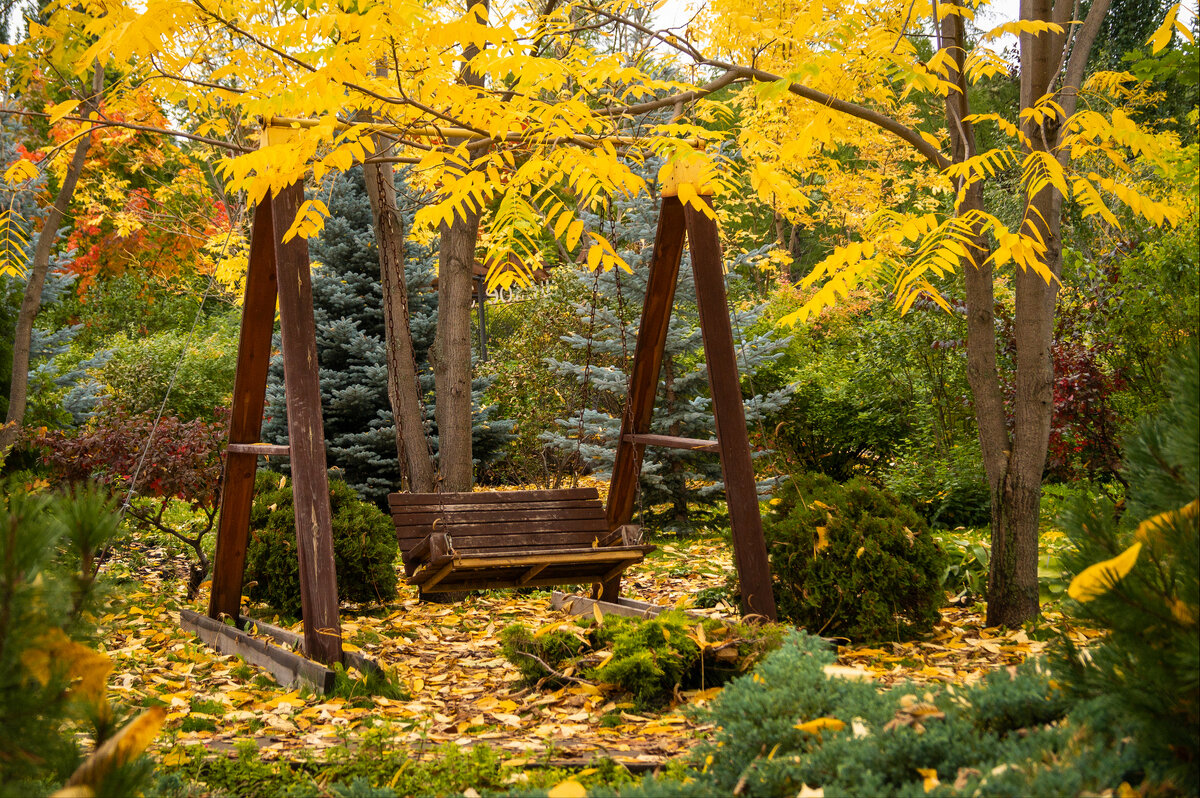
{"left": 547, "top": 779, "right": 587, "bottom": 798}
{"left": 1135, "top": 500, "right": 1199, "bottom": 544}
{"left": 815, "top": 526, "right": 829, "bottom": 554}
{"left": 917, "top": 767, "right": 939, "bottom": 792}
{"left": 65, "top": 706, "right": 167, "bottom": 789}
{"left": 160, "top": 750, "right": 189, "bottom": 766}
{"left": 795, "top": 717, "right": 845, "bottom": 734}
{"left": 1068, "top": 542, "right": 1142, "bottom": 602}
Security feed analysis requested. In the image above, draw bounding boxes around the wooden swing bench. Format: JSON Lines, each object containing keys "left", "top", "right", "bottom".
{"left": 388, "top": 487, "right": 654, "bottom": 593}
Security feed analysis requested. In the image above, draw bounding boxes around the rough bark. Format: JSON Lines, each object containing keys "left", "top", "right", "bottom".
{"left": 980, "top": 0, "right": 1109, "bottom": 626}
{"left": 943, "top": 1, "right": 1051, "bottom": 626}
{"left": 362, "top": 158, "right": 438, "bottom": 492}
{"left": 432, "top": 207, "right": 481, "bottom": 491}
{"left": 429, "top": 1, "right": 489, "bottom": 491}
{"left": 1, "top": 65, "right": 102, "bottom": 455}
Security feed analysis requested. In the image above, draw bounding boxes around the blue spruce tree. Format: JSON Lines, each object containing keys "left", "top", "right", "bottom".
{"left": 261, "top": 167, "right": 511, "bottom": 505}
{"left": 544, "top": 167, "right": 793, "bottom": 534}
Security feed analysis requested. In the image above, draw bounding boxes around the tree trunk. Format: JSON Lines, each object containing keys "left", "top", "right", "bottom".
{"left": 941, "top": 3, "right": 1047, "bottom": 626}
{"left": 432, "top": 210, "right": 480, "bottom": 491}
{"left": 0, "top": 65, "right": 102, "bottom": 455}
{"left": 362, "top": 159, "right": 437, "bottom": 492}
{"left": 974, "top": 0, "right": 1107, "bottom": 626}
{"left": 430, "top": 2, "right": 488, "bottom": 492}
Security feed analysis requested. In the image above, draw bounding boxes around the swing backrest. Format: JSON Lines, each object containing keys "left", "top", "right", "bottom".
{"left": 388, "top": 487, "right": 611, "bottom": 566}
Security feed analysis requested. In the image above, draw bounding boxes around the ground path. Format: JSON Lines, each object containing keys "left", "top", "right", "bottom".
{"left": 97, "top": 532, "right": 1070, "bottom": 770}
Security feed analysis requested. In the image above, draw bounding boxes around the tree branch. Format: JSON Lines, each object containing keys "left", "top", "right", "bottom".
{"left": 581, "top": 4, "right": 952, "bottom": 170}
{"left": 595, "top": 70, "right": 744, "bottom": 118}
{"left": 0, "top": 107, "right": 249, "bottom": 152}
{"left": 1059, "top": 0, "right": 1112, "bottom": 121}
{"left": 513, "top": 651, "right": 598, "bottom": 686}
{"left": 721, "top": 63, "right": 952, "bottom": 169}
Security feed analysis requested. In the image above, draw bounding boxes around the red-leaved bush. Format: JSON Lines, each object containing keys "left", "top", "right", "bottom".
{"left": 36, "top": 408, "right": 228, "bottom": 596}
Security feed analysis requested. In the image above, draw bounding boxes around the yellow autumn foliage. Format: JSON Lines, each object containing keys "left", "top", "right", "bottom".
{"left": 1067, "top": 542, "right": 1143, "bottom": 602}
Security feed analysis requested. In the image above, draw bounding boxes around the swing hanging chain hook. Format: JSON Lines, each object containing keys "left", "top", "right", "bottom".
{"left": 573, "top": 263, "right": 603, "bottom": 486}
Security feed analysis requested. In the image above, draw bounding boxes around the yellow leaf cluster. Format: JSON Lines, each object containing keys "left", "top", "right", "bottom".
{"left": 22, "top": 629, "right": 113, "bottom": 706}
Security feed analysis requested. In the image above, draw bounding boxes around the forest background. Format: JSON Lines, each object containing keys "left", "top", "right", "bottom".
{"left": 0, "top": 0, "right": 1197, "bottom": 793}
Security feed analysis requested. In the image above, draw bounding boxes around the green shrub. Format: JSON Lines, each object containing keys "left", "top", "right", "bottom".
{"left": 764, "top": 473, "right": 947, "bottom": 641}
{"left": 936, "top": 531, "right": 991, "bottom": 602}
{"left": 619, "top": 633, "right": 1140, "bottom": 798}
{"left": 1053, "top": 344, "right": 1199, "bottom": 793}
{"left": 500, "top": 612, "right": 783, "bottom": 707}
{"left": 153, "top": 737, "right": 632, "bottom": 798}
{"left": 0, "top": 481, "right": 155, "bottom": 796}
{"left": 883, "top": 441, "right": 992, "bottom": 529}
{"left": 499, "top": 623, "right": 592, "bottom": 685}
{"left": 245, "top": 471, "right": 399, "bottom": 618}
{"left": 757, "top": 354, "right": 914, "bottom": 481}
{"left": 96, "top": 316, "right": 238, "bottom": 423}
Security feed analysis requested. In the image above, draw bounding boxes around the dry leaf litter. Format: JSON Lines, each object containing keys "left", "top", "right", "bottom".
{"left": 94, "top": 505, "right": 1093, "bottom": 770}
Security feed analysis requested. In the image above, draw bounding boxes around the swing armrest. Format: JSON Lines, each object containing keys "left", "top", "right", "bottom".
{"left": 598, "top": 524, "right": 643, "bottom": 548}
{"left": 404, "top": 531, "right": 453, "bottom": 576}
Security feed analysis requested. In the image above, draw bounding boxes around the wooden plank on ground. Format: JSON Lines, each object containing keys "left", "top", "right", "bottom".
{"left": 550, "top": 592, "right": 667, "bottom": 619}
{"left": 180, "top": 609, "right": 335, "bottom": 692}
{"left": 551, "top": 592, "right": 720, "bottom": 623}
{"left": 239, "top": 616, "right": 384, "bottom": 677}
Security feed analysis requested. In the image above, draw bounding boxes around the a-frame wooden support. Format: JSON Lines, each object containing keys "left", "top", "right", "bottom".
{"left": 605, "top": 190, "right": 778, "bottom": 622}
{"left": 206, "top": 182, "right": 343, "bottom": 665}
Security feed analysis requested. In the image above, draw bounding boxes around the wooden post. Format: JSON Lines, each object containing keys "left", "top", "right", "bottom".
{"left": 684, "top": 200, "right": 777, "bottom": 621}
{"left": 271, "top": 182, "right": 343, "bottom": 664}
{"left": 208, "top": 199, "right": 280, "bottom": 624}
{"left": 603, "top": 196, "right": 688, "bottom": 601}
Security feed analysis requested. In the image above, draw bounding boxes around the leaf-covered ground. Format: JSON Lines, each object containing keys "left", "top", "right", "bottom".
{"left": 96, "top": 531, "right": 1093, "bottom": 771}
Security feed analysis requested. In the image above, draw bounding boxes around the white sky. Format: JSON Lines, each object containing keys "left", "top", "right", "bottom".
{"left": 655, "top": 0, "right": 1027, "bottom": 48}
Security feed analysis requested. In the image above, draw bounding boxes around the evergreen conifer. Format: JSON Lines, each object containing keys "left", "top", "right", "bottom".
{"left": 544, "top": 168, "right": 792, "bottom": 533}
{"left": 261, "top": 167, "right": 511, "bottom": 505}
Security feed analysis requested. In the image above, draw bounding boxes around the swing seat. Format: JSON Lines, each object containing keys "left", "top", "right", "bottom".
{"left": 388, "top": 487, "right": 653, "bottom": 593}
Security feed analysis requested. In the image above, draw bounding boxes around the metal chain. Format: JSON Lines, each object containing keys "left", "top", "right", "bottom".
{"left": 573, "top": 265, "right": 603, "bottom": 487}
{"left": 122, "top": 207, "right": 242, "bottom": 518}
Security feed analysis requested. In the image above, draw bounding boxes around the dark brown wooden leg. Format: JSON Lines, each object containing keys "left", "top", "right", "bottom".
{"left": 209, "top": 199, "right": 280, "bottom": 625}
{"left": 606, "top": 197, "right": 688, "bottom": 532}
{"left": 271, "top": 183, "right": 343, "bottom": 664}
{"left": 684, "top": 200, "right": 778, "bottom": 622}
